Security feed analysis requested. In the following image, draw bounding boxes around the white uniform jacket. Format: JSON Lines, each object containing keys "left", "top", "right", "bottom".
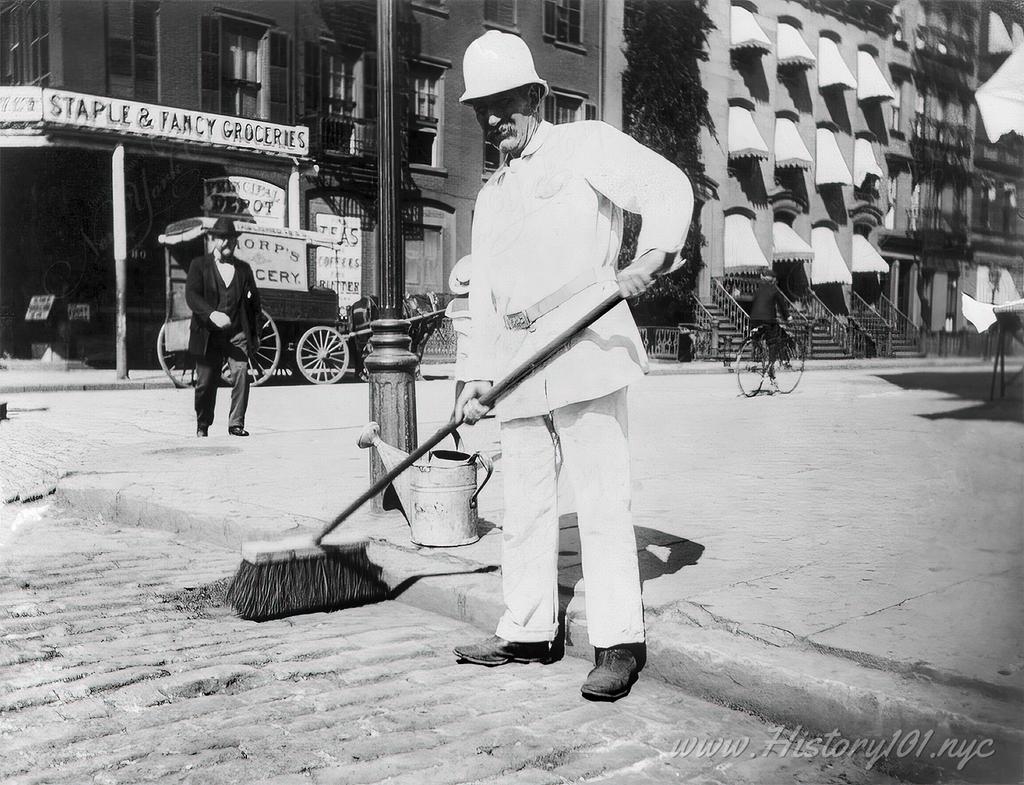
{"left": 465, "top": 120, "right": 693, "bottom": 421}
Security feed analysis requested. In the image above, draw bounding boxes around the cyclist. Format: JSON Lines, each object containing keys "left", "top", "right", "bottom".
{"left": 749, "top": 268, "right": 792, "bottom": 377}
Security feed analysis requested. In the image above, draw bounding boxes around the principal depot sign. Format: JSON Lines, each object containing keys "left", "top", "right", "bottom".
{"left": 0, "top": 87, "right": 308, "bottom": 157}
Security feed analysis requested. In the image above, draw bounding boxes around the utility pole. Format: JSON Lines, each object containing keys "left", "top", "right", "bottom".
{"left": 365, "top": 0, "right": 419, "bottom": 510}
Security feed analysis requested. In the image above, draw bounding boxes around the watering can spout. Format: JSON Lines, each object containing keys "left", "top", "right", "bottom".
{"left": 357, "top": 421, "right": 413, "bottom": 516}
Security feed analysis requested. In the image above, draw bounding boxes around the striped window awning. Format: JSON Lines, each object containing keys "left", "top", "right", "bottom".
{"left": 976, "top": 46, "right": 1024, "bottom": 143}
{"left": 724, "top": 213, "right": 771, "bottom": 272}
{"left": 988, "top": 11, "right": 1014, "bottom": 55}
{"left": 853, "top": 138, "right": 884, "bottom": 186}
{"left": 731, "top": 5, "right": 771, "bottom": 53}
{"left": 810, "top": 227, "right": 853, "bottom": 284}
{"left": 856, "top": 51, "right": 896, "bottom": 102}
{"left": 728, "top": 106, "right": 770, "bottom": 160}
{"left": 851, "top": 234, "right": 890, "bottom": 274}
{"left": 777, "top": 22, "right": 815, "bottom": 67}
{"left": 775, "top": 117, "right": 813, "bottom": 169}
{"left": 818, "top": 37, "right": 857, "bottom": 90}
{"left": 815, "top": 128, "right": 853, "bottom": 186}
{"left": 773, "top": 222, "right": 814, "bottom": 262}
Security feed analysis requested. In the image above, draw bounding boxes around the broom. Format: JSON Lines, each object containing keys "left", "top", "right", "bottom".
{"left": 225, "top": 288, "right": 634, "bottom": 621}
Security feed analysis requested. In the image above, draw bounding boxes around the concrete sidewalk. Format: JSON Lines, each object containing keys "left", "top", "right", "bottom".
{"left": 1, "top": 364, "right": 1020, "bottom": 782}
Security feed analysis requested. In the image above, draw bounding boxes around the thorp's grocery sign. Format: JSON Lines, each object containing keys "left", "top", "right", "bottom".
{"left": 0, "top": 87, "right": 308, "bottom": 156}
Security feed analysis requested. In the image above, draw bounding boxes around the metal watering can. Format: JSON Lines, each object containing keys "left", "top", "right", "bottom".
{"left": 357, "top": 422, "right": 494, "bottom": 547}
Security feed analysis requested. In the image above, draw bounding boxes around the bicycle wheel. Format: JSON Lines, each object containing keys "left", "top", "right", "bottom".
{"left": 771, "top": 332, "right": 806, "bottom": 394}
{"left": 734, "top": 337, "right": 769, "bottom": 397}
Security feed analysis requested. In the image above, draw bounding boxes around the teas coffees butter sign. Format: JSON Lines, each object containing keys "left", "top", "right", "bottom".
{"left": 25, "top": 295, "right": 55, "bottom": 321}
{"left": 313, "top": 214, "right": 362, "bottom": 309}
{"left": 234, "top": 233, "right": 307, "bottom": 292}
{"left": 203, "top": 177, "right": 286, "bottom": 227}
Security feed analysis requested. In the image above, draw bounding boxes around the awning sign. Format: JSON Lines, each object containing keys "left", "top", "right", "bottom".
{"left": 313, "top": 214, "right": 362, "bottom": 309}
{"left": 204, "top": 177, "right": 285, "bottom": 227}
{"left": 0, "top": 87, "right": 43, "bottom": 122}
{"left": 234, "top": 234, "right": 307, "bottom": 292}
{"left": 25, "top": 294, "right": 55, "bottom": 321}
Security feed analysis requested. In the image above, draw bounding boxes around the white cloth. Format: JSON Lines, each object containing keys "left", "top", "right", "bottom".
{"left": 494, "top": 388, "right": 644, "bottom": 647}
{"left": 465, "top": 120, "right": 693, "bottom": 421}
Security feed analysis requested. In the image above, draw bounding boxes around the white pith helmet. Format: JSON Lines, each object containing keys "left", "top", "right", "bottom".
{"left": 448, "top": 255, "right": 473, "bottom": 295}
{"left": 460, "top": 30, "right": 549, "bottom": 103}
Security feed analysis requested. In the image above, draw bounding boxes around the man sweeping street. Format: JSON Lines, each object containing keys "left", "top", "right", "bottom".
{"left": 452, "top": 31, "right": 694, "bottom": 701}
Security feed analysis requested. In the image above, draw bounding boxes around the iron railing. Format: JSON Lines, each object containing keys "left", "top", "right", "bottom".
{"left": 689, "top": 295, "right": 719, "bottom": 359}
{"left": 850, "top": 291, "right": 894, "bottom": 357}
{"left": 304, "top": 114, "right": 378, "bottom": 157}
{"left": 803, "top": 290, "right": 855, "bottom": 356}
{"left": 711, "top": 278, "right": 749, "bottom": 355}
{"left": 877, "top": 293, "right": 920, "bottom": 351}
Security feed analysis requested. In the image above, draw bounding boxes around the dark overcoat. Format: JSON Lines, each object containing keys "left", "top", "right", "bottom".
{"left": 185, "top": 254, "right": 262, "bottom": 357}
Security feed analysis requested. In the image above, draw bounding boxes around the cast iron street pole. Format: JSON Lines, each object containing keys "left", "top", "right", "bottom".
{"left": 366, "top": 0, "right": 418, "bottom": 510}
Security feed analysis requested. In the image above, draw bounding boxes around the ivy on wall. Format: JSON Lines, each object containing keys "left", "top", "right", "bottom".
{"left": 620, "top": 0, "right": 715, "bottom": 325}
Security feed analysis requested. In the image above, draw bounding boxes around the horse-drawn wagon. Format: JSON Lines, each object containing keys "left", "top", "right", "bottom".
{"left": 156, "top": 217, "right": 445, "bottom": 386}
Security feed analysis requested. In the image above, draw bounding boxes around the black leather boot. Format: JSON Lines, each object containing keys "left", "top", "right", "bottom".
{"left": 454, "top": 635, "right": 551, "bottom": 666}
{"left": 581, "top": 644, "right": 642, "bottom": 700}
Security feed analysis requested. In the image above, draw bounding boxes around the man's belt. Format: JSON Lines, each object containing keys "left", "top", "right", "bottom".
{"left": 503, "top": 269, "right": 603, "bottom": 330}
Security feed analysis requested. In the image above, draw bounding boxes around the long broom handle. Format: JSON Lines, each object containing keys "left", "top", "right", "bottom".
{"left": 315, "top": 291, "right": 624, "bottom": 544}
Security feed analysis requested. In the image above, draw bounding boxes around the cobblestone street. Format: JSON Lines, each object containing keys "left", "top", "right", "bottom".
{"left": 0, "top": 503, "right": 905, "bottom": 785}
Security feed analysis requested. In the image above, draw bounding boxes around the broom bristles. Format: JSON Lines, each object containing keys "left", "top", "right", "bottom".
{"left": 226, "top": 540, "right": 389, "bottom": 621}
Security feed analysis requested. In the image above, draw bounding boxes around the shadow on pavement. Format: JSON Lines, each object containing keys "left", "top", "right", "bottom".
{"left": 557, "top": 515, "right": 705, "bottom": 591}
{"left": 874, "top": 370, "right": 1023, "bottom": 424}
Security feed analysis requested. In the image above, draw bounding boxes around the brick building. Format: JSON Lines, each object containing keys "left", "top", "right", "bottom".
{"left": 689, "top": 0, "right": 1023, "bottom": 359}
{"left": 0, "top": 0, "right": 620, "bottom": 369}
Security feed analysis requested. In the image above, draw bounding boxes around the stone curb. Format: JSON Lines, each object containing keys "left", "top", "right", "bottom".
{"left": 0, "top": 357, "right": 992, "bottom": 393}
{"left": 52, "top": 478, "right": 1022, "bottom": 784}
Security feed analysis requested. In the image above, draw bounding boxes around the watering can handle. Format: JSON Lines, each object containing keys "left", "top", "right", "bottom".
{"left": 470, "top": 451, "right": 494, "bottom": 505}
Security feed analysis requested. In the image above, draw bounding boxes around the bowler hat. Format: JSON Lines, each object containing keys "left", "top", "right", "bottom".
{"left": 208, "top": 217, "right": 241, "bottom": 238}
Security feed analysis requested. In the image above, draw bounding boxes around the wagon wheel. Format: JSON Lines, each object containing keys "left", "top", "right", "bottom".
{"left": 295, "top": 325, "right": 350, "bottom": 384}
{"left": 221, "top": 309, "right": 281, "bottom": 388}
{"left": 156, "top": 323, "right": 197, "bottom": 388}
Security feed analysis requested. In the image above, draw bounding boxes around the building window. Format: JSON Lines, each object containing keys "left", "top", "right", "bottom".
{"left": 975, "top": 184, "right": 993, "bottom": 229}
{"left": 222, "top": 24, "right": 262, "bottom": 119}
{"left": 884, "top": 176, "right": 898, "bottom": 229}
{"left": 543, "top": 90, "right": 595, "bottom": 124}
{"left": 944, "top": 273, "right": 958, "bottom": 331}
{"left": 1002, "top": 185, "right": 1017, "bottom": 234}
{"left": 543, "top": 0, "right": 582, "bottom": 45}
{"left": 484, "top": 0, "right": 517, "bottom": 27}
{"left": 405, "top": 223, "right": 444, "bottom": 292}
{"left": 0, "top": 0, "right": 50, "bottom": 86}
{"left": 106, "top": 1, "right": 158, "bottom": 101}
{"left": 409, "top": 62, "right": 444, "bottom": 167}
{"left": 200, "top": 16, "right": 220, "bottom": 112}
{"left": 268, "top": 32, "right": 291, "bottom": 123}
{"left": 890, "top": 80, "right": 902, "bottom": 133}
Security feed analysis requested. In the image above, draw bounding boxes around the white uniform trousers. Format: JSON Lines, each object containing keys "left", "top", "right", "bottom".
{"left": 494, "top": 387, "right": 645, "bottom": 648}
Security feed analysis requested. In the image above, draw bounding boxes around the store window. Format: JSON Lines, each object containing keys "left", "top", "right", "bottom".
{"left": 0, "top": 0, "right": 50, "bottom": 86}
{"left": 543, "top": 0, "right": 582, "bottom": 45}
{"left": 484, "top": 0, "right": 517, "bottom": 27}
{"left": 405, "top": 223, "right": 444, "bottom": 293}
{"left": 106, "top": 1, "right": 158, "bottom": 101}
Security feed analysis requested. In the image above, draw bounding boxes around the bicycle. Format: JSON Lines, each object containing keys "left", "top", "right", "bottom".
{"left": 732, "top": 321, "right": 808, "bottom": 397}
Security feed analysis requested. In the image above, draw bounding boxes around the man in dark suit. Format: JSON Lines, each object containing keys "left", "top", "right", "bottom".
{"left": 186, "top": 217, "right": 262, "bottom": 437}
